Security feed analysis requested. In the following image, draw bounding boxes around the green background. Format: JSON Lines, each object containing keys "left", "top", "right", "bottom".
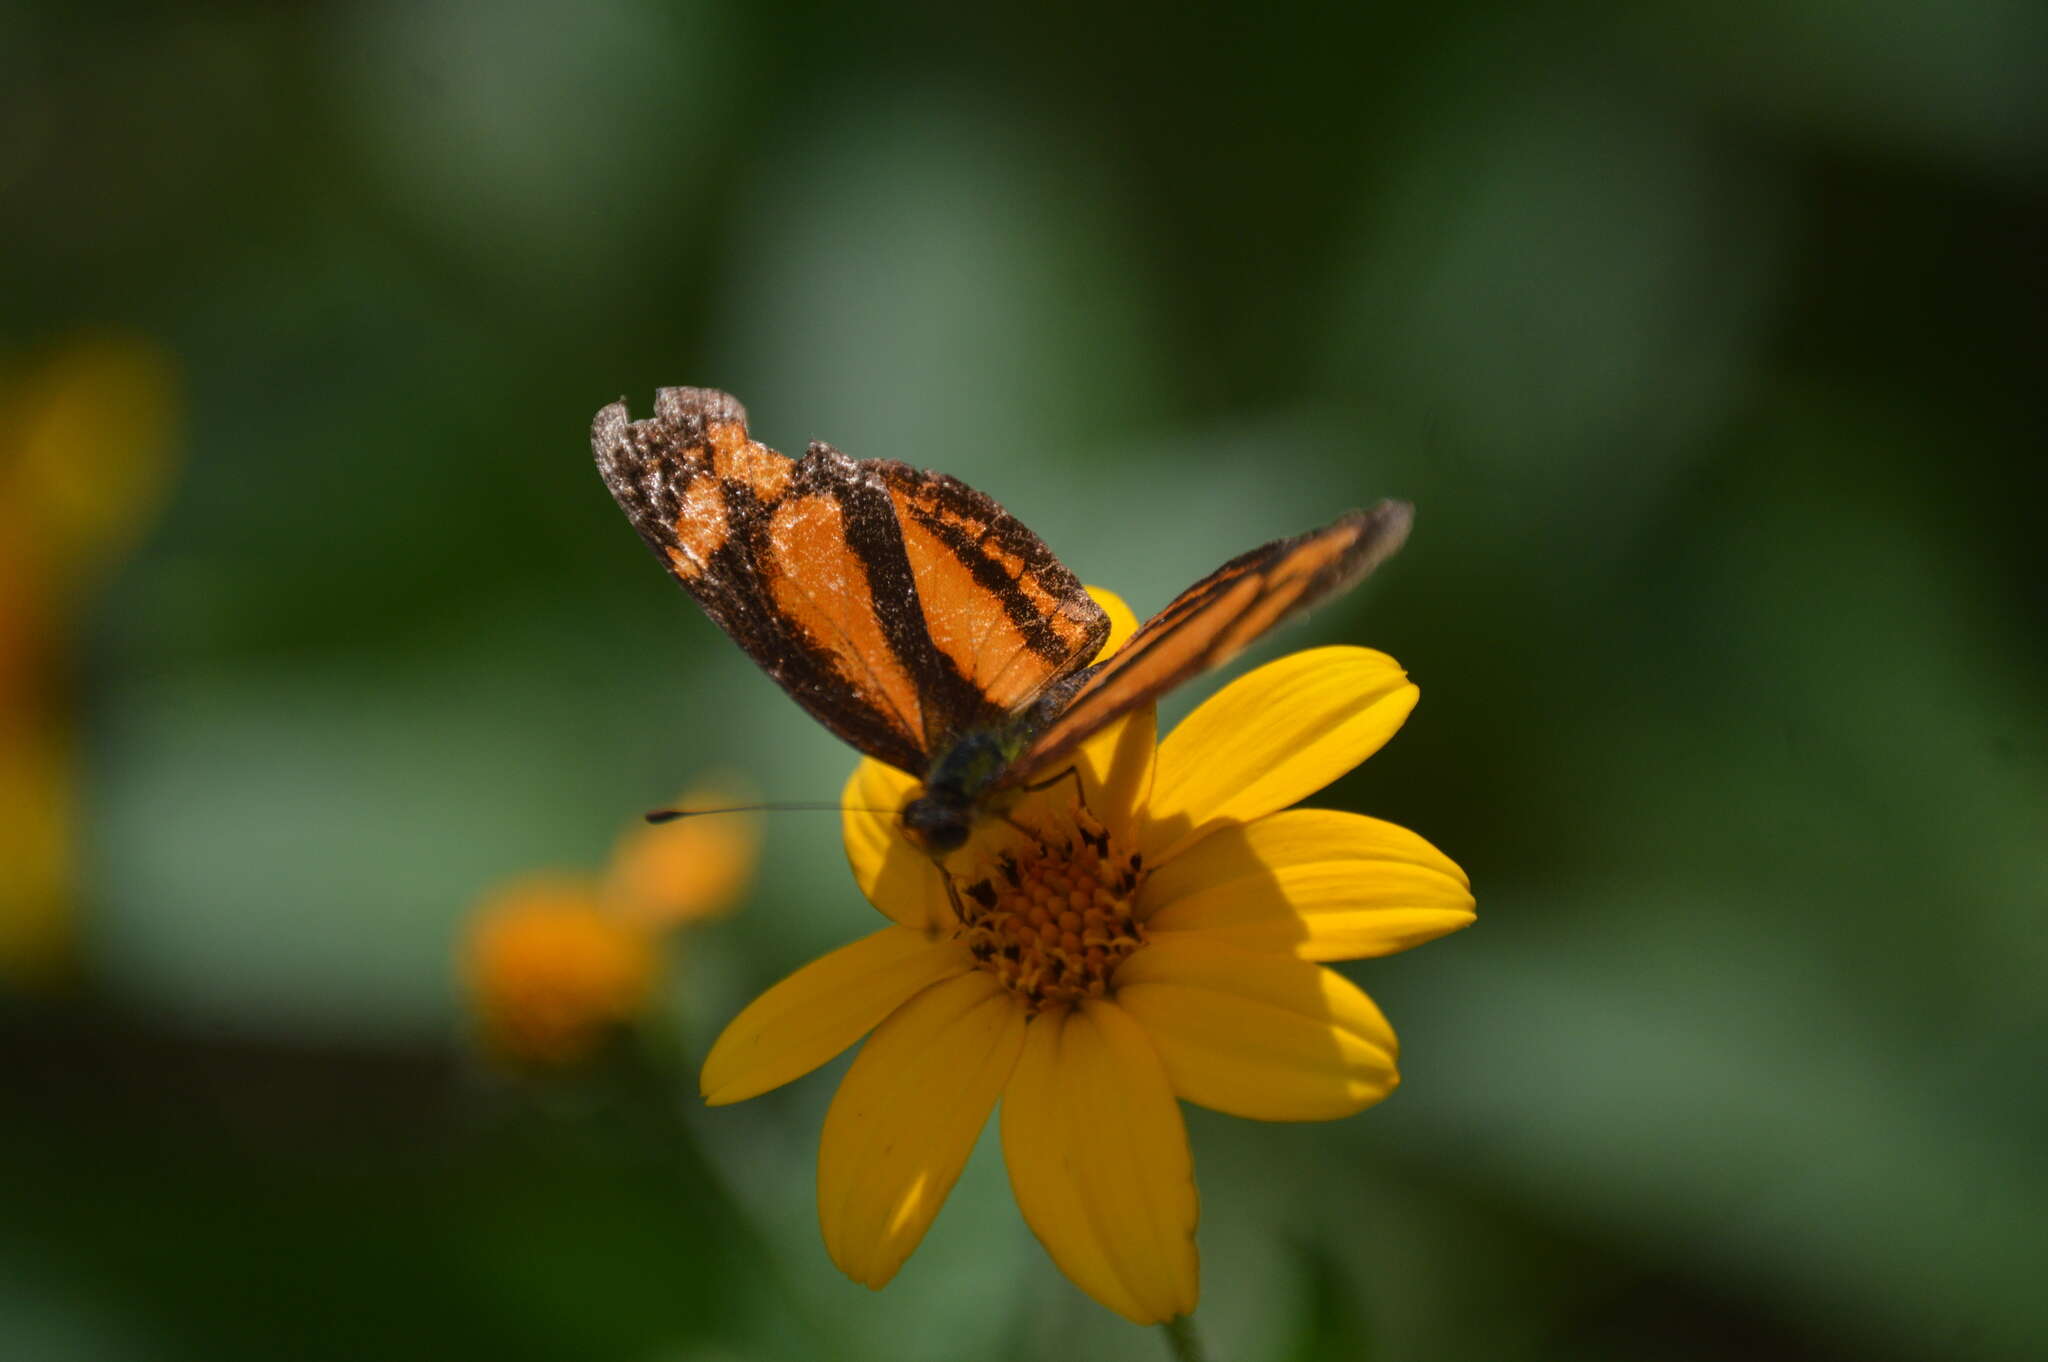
{"left": 5, "top": 2, "right": 2043, "bottom": 1359}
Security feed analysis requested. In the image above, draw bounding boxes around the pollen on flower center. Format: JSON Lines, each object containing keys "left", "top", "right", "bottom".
{"left": 953, "top": 805, "right": 1145, "bottom": 1011}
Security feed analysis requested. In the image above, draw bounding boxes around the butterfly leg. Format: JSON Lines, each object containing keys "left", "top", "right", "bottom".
{"left": 998, "top": 811, "right": 1054, "bottom": 849}
{"left": 1020, "top": 764, "right": 1086, "bottom": 805}
{"left": 998, "top": 763, "right": 1092, "bottom": 848}
{"left": 933, "top": 868, "right": 971, "bottom": 936}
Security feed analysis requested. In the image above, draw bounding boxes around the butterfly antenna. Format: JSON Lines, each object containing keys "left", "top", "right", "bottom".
{"left": 645, "top": 801, "right": 895, "bottom": 824}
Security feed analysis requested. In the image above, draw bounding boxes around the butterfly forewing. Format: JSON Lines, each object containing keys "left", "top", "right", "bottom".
{"left": 875, "top": 463, "right": 1108, "bottom": 728}
{"left": 593, "top": 390, "right": 930, "bottom": 772}
{"left": 1014, "top": 501, "right": 1414, "bottom": 779}
{"left": 592, "top": 388, "right": 1107, "bottom": 776}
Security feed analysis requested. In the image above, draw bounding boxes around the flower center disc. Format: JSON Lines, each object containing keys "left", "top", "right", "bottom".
{"left": 954, "top": 806, "right": 1144, "bottom": 1012}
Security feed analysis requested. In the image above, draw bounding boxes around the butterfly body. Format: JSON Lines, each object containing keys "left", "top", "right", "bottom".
{"left": 900, "top": 728, "right": 1023, "bottom": 852}
{"left": 593, "top": 387, "right": 1413, "bottom": 856}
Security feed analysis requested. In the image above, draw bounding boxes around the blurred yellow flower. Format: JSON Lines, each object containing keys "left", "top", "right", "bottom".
{"left": 698, "top": 591, "right": 1473, "bottom": 1325}
{"left": 0, "top": 331, "right": 179, "bottom": 986}
{"left": 603, "top": 781, "right": 759, "bottom": 931}
{"left": 461, "top": 785, "right": 757, "bottom": 1070}
{"left": 464, "top": 875, "right": 662, "bottom": 1070}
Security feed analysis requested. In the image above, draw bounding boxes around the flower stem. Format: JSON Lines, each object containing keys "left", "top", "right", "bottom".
{"left": 1161, "top": 1315, "right": 1210, "bottom": 1362}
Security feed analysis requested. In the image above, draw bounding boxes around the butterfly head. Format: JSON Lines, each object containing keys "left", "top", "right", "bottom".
{"left": 897, "top": 730, "right": 1024, "bottom": 858}
{"left": 899, "top": 790, "right": 973, "bottom": 856}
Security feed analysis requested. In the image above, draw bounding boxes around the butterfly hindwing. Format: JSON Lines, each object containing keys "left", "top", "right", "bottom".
{"left": 592, "top": 388, "right": 1107, "bottom": 775}
{"left": 1014, "top": 500, "right": 1414, "bottom": 779}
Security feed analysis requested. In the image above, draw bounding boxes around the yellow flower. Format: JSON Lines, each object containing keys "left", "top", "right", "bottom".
{"left": 603, "top": 779, "right": 759, "bottom": 930}
{"left": 699, "top": 592, "right": 1474, "bottom": 1324}
{"left": 461, "top": 784, "right": 758, "bottom": 1069}
{"left": 1, "top": 330, "right": 179, "bottom": 594}
{"left": 1, "top": 331, "right": 178, "bottom": 986}
{"left": 464, "top": 874, "right": 663, "bottom": 1069}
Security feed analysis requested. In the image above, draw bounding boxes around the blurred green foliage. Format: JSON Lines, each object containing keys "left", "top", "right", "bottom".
{"left": 4, "top": 2, "right": 2042, "bottom": 1359}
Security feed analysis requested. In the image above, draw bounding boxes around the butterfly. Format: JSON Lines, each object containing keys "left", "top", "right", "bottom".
{"left": 592, "top": 387, "right": 1412, "bottom": 855}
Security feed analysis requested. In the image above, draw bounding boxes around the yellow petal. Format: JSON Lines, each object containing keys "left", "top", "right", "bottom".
{"left": 842, "top": 758, "right": 956, "bottom": 931}
{"left": 1011, "top": 704, "right": 1154, "bottom": 853}
{"left": 819, "top": 971, "right": 1027, "bottom": 1288}
{"left": 1008, "top": 589, "right": 1151, "bottom": 847}
{"left": 1142, "top": 809, "right": 1473, "bottom": 959}
{"left": 700, "top": 926, "right": 971, "bottom": 1105}
{"left": 1082, "top": 705, "right": 1155, "bottom": 847}
{"left": 1084, "top": 585, "right": 1138, "bottom": 660}
{"left": 1001, "top": 1002, "right": 1199, "bottom": 1325}
{"left": 1116, "top": 937, "right": 1398, "bottom": 1121}
{"left": 1141, "top": 647, "right": 1417, "bottom": 864}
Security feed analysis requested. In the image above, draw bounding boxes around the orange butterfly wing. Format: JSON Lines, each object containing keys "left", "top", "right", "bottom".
{"left": 872, "top": 461, "right": 1108, "bottom": 721}
{"left": 592, "top": 388, "right": 1107, "bottom": 775}
{"left": 1014, "top": 501, "right": 1414, "bottom": 779}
